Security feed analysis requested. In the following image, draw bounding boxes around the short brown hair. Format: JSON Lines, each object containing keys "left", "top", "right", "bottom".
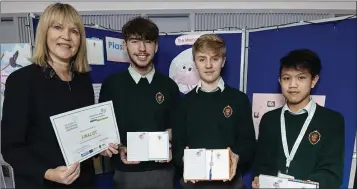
{"left": 122, "top": 16, "right": 159, "bottom": 42}
{"left": 30, "top": 3, "right": 90, "bottom": 73}
{"left": 192, "top": 34, "right": 226, "bottom": 60}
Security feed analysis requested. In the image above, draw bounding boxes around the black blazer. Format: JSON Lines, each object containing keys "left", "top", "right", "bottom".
{"left": 1, "top": 64, "right": 96, "bottom": 188}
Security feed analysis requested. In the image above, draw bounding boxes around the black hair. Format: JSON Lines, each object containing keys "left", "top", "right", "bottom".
{"left": 280, "top": 49, "right": 322, "bottom": 78}
{"left": 122, "top": 16, "right": 159, "bottom": 42}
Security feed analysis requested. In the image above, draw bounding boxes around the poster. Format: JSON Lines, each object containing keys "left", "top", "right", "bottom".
{"left": 169, "top": 47, "right": 199, "bottom": 94}
{"left": 252, "top": 93, "right": 326, "bottom": 139}
{"left": 0, "top": 43, "right": 32, "bottom": 119}
{"left": 105, "top": 37, "right": 130, "bottom": 63}
{"left": 86, "top": 38, "right": 104, "bottom": 65}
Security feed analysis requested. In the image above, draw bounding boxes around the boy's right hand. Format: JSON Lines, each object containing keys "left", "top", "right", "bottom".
{"left": 252, "top": 176, "right": 260, "bottom": 188}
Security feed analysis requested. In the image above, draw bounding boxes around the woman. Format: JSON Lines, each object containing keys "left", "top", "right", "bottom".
{"left": 1, "top": 3, "right": 96, "bottom": 188}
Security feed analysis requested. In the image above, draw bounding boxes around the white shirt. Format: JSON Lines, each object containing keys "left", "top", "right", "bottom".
{"left": 196, "top": 77, "right": 225, "bottom": 93}
{"left": 282, "top": 97, "right": 314, "bottom": 115}
{"left": 128, "top": 65, "right": 155, "bottom": 84}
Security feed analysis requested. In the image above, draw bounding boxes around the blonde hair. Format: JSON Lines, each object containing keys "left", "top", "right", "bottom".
{"left": 30, "top": 3, "right": 90, "bottom": 73}
{"left": 192, "top": 34, "right": 226, "bottom": 60}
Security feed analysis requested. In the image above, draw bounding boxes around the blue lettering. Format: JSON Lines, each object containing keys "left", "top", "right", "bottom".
{"left": 108, "top": 41, "right": 123, "bottom": 50}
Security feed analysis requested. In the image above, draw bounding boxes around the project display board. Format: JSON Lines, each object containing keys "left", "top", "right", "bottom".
{"left": 155, "top": 33, "right": 243, "bottom": 94}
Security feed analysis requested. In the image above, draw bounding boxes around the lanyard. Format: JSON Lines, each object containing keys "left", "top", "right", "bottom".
{"left": 280, "top": 102, "right": 316, "bottom": 174}
{"left": 209, "top": 150, "right": 213, "bottom": 180}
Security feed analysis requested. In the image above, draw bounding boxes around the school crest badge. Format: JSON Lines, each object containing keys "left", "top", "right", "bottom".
{"left": 223, "top": 105, "right": 233, "bottom": 118}
{"left": 308, "top": 130, "right": 321, "bottom": 145}
{"left": 155, "top": 92, "right": 164, "bottom": 104}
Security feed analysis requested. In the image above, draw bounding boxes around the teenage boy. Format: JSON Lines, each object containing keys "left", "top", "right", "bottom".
{"left": 99, "top": 16, "right": 180, "bottom": 189}
{"left": 172, "top": 34, "right": 256, "bottom": 189}
{"left": 252, "top": 49, "right": 345, "bottom": 189}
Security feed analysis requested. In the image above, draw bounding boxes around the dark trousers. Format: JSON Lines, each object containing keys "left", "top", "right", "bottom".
{"left": 113, "top": 168, "right": 174, "bottom": 189}
{"left": 180, "top": 175, "right": 246, "bottom": 189}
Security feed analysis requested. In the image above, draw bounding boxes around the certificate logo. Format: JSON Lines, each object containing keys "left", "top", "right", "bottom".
{"left": 81, "top": 149, "right": 94, "bottom": 158}
{"left": 89, "top": 109, "right": 108, "bottom": 122}
{"left": 81, "top": 151, "right": 90, "bottom": 157}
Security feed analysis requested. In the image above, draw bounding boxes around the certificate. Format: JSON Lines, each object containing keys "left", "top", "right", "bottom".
{"left": 126, "top": 132, "right": 169, "bottom": 161}
{"left": 184, "top": 149, "right": 230, "bottom": 181}
{"left": 50, "top": 101, "right": 120, "bottom": 166}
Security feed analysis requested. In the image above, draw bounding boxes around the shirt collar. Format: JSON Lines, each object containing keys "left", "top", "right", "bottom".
{"left": 196, "top": 77, "right": 225, "bottom": 93}
{"left": 128, "top": 65, "right": 155, "bottom": 84}
{"left": 42, "top": 62, "right": 76, "bottom": 80}
{"left": 282, "top": 97, "right": 315, "bottom": 115}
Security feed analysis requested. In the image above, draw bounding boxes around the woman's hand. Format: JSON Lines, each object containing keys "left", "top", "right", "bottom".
{"left": 100, "top": 143, "right": 119, "bottom": 157}
{"left": 44, "top": 162, "right": 80, "bottom": 185}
